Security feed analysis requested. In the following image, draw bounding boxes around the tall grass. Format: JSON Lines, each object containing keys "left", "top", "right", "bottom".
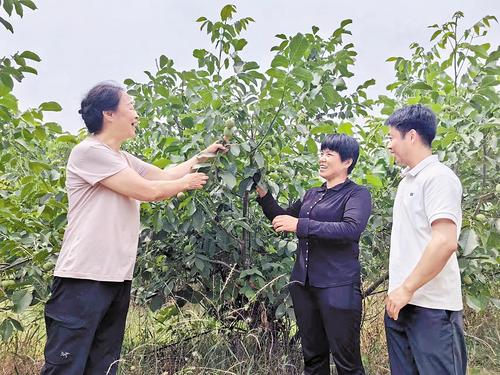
{"left": 1, "top": 294, "right": 498, "bottom": 374}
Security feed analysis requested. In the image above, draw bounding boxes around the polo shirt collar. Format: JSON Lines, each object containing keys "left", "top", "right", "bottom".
{"left": 403, "top": 155, "right": 439, "bottom": 177}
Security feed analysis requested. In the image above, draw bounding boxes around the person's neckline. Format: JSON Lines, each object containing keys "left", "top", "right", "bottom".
{"left": 87, "top": 136, "right": 122, "bottom": 153}
{"left": 322, "top": 178, "right": 350, "bottom": 191}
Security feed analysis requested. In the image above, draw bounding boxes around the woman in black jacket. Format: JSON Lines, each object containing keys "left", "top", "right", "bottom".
{"left": 256, "top": 134, "right": 371, "bottom": 375}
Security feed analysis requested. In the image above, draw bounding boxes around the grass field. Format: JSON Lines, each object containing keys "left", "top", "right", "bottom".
{"left": 1, "top": 293, "right": 498, "bottom": 374}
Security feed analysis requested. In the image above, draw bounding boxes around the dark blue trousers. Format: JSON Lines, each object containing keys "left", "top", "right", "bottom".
{"left": 384, "top": 304, "right": 467, "bottom": 375}
{"left": 41, "top": 277, "right": 131, "bottom": 375}
{"left": 289, "top": 282, "right": 365, "bottom": 375}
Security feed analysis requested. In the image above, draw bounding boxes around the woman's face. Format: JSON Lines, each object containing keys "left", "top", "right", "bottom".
{"left": 319, "top": 149, "right": 351, "bottom": 180}
{"left": 108, "top": 92, "right": 138, "bottom": 140}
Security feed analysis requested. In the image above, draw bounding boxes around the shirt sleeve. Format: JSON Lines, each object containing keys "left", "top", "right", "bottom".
{"left": 424, "top": 173, "right": 462, "bottom": 226}
{"left": 296, "top": 187, "right": 372, "bottom": 242}
{"left": 68, "top": 143, "right": 129, "bottom": 186}
{"left": 256, "top": 191, "right": 303, "bottom": 221}
{"left": 123, "top": 151, "right": 151, "bottom": 177}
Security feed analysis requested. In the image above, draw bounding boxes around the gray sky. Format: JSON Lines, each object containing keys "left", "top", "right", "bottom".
{"left": 3, "top": 0, "right": 499, "bottom": 134}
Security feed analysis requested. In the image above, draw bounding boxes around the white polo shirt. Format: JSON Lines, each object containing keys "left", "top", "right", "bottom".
{"left": 388, "top": 155, "right": 463, "bottom": 311}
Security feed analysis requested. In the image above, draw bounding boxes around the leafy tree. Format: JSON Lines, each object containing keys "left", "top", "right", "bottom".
{"left": 0, "top": 4, "right": 498, "bottom": 342}
{"left": 377, "top": 12, "right": 499, "bottom": 311}
{"left": 0, "top": 0, "right": 77, "bottom": 340}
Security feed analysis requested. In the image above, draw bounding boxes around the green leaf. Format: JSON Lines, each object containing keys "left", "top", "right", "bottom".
{"left": 366, "top": 174, "right": 383, "bottom": 188}
{"left": 465, "top": 294, "right": 485, "bottom": 312}
{"left": 0, "top": 319, "right": 14, "bottom": 341}
{"left": 3, "top": 0, "right": 14, "bottom": 16}
{"left": 156, "top": 85, "right": 169, "bottom": 98}
{"left": 288, "top": 33, "right": 309, "bottom": 64}
{"left": 287, "top": 241, "right": 297, "bottom": 252}
{"left": 15, "top": 1, "right": 24, "bottom": 17}
{"left": 292, "top": 67, "right": 313, "bottom": 83}
{"left": 19, "top": 51, "right": 41, "bottom": 62}
{"left": 221, "top": 171, "right": 237, "bottom": 189}
{"left": 340, "top": 19, "right": 353, "bottom": 28}
{"left": 410, "top": 82, "right": 433, "bottom": 90}
{"left": 0, "top": 17, "right": 13, "bottom": 33}
{"left": 459, "top": 228, "right": 478, "bottom": 256}
{"left": 45, "top": 122, "right": 63, "bottom": 133}
{"left": 29, "top": 161, "right": 51, "bottom": 173}
{"left": 152, "top": 158, "right": 171, "bottom": 169}
{"left": 20, "top": 0, "right": 37, "bottom": 10}
{"left": 234, "top": 38, "right": 248, "bottom": 51}
{"left": 305, "top": 137, "right": 318, "bottom": 154}
{"left": 12, "top": 289, "right": 33, "bottom": 314}
{"left": 271, "top": 55, "right": 288, "bottom": 68}
{"left": 430, "top": 29, "right": 442, "bottom": 41}
{"left": 266, "top": 67, "right": 286, "bottom": 80}
{"left": 311, "top": 123, "right": 335, "bottom": 135}
{"left": 322, "top": 84, "right": 342, "bottom": 104}
{"left": 230, "top": 144, "right": 240, "bottom": 156}
{"left": 39, "top": 101, "right": 62, "bottom": 112}
{"left": 253, "top": 151, "right": 265, "bottom": 168}
{"left": 220, "top": 4, "right": 236, "bottom": 21}
{"left": 56, "top": 134, "right": 78, "bottom": 144}
{"left": 193, "top": 49, "right": 206, "bottom": 59}
{"left": 243, "top": 61, "right": 259, "bottom": 71}
{"left": 338, "top": 122, "right": 353, "bottom": 135}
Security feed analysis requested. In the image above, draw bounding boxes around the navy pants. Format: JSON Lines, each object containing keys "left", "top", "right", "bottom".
{"left": 41, "top": 277, "right": 132, "bottom": 375}
{"left": 384, "top": 304, "right": 467, "bottom": 375}
{"left": 289, "top": 282, "right": 365, "bottom": 375}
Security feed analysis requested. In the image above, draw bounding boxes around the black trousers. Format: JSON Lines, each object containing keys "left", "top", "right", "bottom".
{"left": 41, "top": 277, "right": 132, "bottom": 375}
{"left": 384, "top": 304, "right": 467, "bottom": 375}
{"left": 289, "top": 282, "right": 365, "bottom": 375}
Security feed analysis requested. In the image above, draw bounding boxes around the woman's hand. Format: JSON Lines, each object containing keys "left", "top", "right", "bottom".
{"left": 272, "top": 215, "right": 298, "bottom": 233}
{"left": 255, "top": 185, "right": 267, "bottom": 198}
{"left": 180, "top": 172, "right": 209, "bottom": 191}
{"left": 201, "top": 142, "right": 227, "bottom": 156}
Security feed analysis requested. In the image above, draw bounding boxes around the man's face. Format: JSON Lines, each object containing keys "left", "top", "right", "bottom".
{"left": 387, "top": 127, "right": 411, "bottom": 166}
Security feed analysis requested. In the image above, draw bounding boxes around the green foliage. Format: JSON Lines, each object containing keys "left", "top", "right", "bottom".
{"left": 379, "top": 11, "right": 499, "bottom": 311}
{"left": 0, "top": 0, "right": 82, "bottom": 341}
{"left": 0, "top": 4, "right": 498, "bottom": 342}
{"left": 0, "top": 0, "right": 37, "bottom": 33}
{"left": 124, "top": 6, "right": 375, "bottom": 327}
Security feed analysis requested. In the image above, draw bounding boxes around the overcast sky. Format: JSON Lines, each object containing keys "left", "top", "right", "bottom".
{"left": 3, "top": 0, "right": 499, "bottom": 134}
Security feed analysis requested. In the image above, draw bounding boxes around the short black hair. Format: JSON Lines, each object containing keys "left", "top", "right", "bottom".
{"left": 320, "top": 133, "right": 359, "bottom": 174}
{"left": 385, "top": 104, "right": 436, "bottom": 147}
{"left": 79, "top": 82, "right": 124, "bottom": 134}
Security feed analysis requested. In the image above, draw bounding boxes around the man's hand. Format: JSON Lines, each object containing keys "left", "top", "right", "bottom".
{"left": 272, "top": 215, "right": 298, "bottom": 233}
{"left": 386, "top": 285, "right": 414, "bottom": 320}
{"left": 180, "top": 172, "right": 209, "bottom": 191}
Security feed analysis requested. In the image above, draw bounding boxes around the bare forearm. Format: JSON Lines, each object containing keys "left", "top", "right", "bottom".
{"left": 137, "top": 179, "right": 187, "bottom": 201}
{"left": 402, "top": 235, "right": 457, "bottom": 293}
{"left": 163, "top": 156, "right": 199, "bottom": 179}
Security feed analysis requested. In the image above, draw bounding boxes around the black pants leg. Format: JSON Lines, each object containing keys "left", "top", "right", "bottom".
{"left": 290, "top": 282, "right": 364, "bottom": 375}
{"left": 41, "top": 277, "right": 131, "bottom": 375}
{"left": 290, "top": 282, "right": 331, "bottom": 374}
{"left": 385, "top": 304, "right": 467, "bottom": 375}
{"left": 84, "top": 281, "right": 131, "bottom": 375}
{"left": 317, "top": 284, "right": 365, "bottom": 375}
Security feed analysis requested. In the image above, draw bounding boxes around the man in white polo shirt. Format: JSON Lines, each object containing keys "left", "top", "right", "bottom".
{"left": 384, "top": 104, "right": 467, "bottom": 374}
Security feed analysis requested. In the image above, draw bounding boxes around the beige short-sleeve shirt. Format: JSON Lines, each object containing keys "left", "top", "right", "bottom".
{"left": 388, "top": 155, "right": 463, "bottom": 311}
{"left": 54, "top": 137, "right": 151, "bottom": 282}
